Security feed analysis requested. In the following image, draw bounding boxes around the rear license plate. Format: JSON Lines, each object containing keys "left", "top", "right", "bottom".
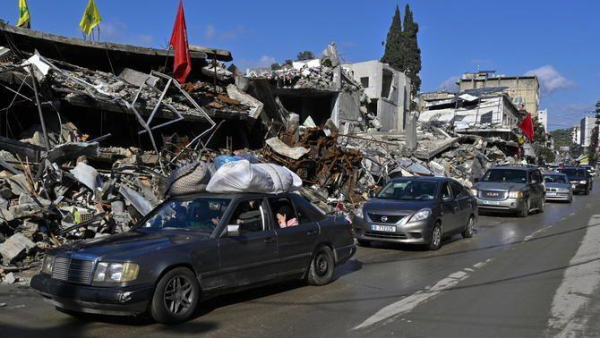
{"left": 483, "top": 200, "right": 500, "bottom": 205}
{"left": 547, "top": 192, "right": 557, "bottom": 196}
{"left": 371, "top": 225, "right": 396, "bottom": 232}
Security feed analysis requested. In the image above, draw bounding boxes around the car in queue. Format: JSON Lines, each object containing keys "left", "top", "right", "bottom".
{"left": 558, "top": 167, "right": 593, "bottom": 195}
{"left": 543, "top": 173, "right": 573, "bottom": 203}
{"left": 353, "top": 177, "right": 477, "bottom": 250}
{"left": 471, "top": 165, "right": 545, "bottom": 217}
{"left": 31, "top": 192, "right": 356, "bottom": 324}
{"left": 580, "top": 165, "right": 597, "bottom": 177}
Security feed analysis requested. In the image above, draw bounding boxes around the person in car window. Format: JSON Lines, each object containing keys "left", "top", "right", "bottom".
{"left": 276, "top": 205, "right": 298, "bottom": 228}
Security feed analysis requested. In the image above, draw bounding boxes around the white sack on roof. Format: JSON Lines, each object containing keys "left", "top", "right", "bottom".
{"left": 206, "top": 160, "right": 302, "bottom": 194}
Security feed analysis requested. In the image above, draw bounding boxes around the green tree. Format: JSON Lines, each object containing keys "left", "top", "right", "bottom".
{"left": 381, "top": 5, "right": 404, "bottom": 72}
{"left": 296, "top": 51, "right": 315, "bottom": 61}
{"left": 549, "top": 128, "right": 573, "bottom": 149}
{"left": 284, "top": 59, "right": 293, "bottom": 66}
{"left": 401, "top": 4, "right": 422, "bottom": 97}
{"left": 588, "top": 126, "right": 599, "bottom": 165}
{"left": 271, "top": 63, "right": 281, "bottom": 70}
{"left": 533, "top": 117, "right": 546, "bottom": 143}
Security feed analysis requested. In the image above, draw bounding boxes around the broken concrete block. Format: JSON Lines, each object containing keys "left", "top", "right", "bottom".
{"left": 2, "top": 272, "right": 16, "bottom": 284}
{"left": 0, "top": 233, "right": 35, "bottom": 263}
{"left": 7, "top": 174, "right": 31, "bottom": 196}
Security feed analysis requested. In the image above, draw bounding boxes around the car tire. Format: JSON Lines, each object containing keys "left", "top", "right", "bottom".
{"left": 307, "top": 245, "right": 335, "bottom": 286}
{"left": 428, "top": 223, "right": 442, "bottom": 250}
{"left": 539, "top": 197, "right": 545, "bottom": 213}
{"left": 518, "top": 199, "right": 529, "bottom": 218}
{"left": 150, "top": 267, "right": 200, "bottom": 325}
{"left": 357, "top": 239, "right": 371, "bottom": 247}
{"left": 585, "top": 186, "right": 591, "bottom": 195}
{"left": 461, "top": 216, "right": 475, "bottom": 239}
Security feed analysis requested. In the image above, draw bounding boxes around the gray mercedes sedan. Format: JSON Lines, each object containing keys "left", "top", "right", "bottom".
{"left": 353, "top": 177, "right": 477, "bottom": 250}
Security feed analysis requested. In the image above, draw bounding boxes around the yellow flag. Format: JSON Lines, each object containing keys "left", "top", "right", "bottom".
{"left": 16, "top": 0, "right": 31, "bottom": 28}
{"left": 79, "top": 0, "right": 102, "bottom": 36}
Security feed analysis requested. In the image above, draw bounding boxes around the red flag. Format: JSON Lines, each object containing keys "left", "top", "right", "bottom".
{"left": 169, "top": 0, "right": 191, "bottom": 84}
{"left": 519, "top": 113, "right": 534, "bottom": 141}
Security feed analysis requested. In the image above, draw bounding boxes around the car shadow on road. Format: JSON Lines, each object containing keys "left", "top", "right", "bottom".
{"left": 0, "top": 315, "right": 220, "bottom": 338}
{"left": 360, "top": 222, "right": 600, "bottom": 266}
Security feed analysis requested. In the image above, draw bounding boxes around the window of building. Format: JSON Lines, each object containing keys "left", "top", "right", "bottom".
{"left": 360, "top": 77, "right": 370, "bottom": 88}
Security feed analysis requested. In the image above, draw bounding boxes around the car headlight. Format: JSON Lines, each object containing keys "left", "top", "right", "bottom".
{"left": 508, "top": 191, "right": 524, "bottom": 199}
{"left": 580, "top": 180, "right": 587, "bottom": 184}
{"left": 470, "top": 188, "right": 478, "bottom": 196}
{"left": 42, "top": 255, "right": 55, "bottom": 274}
{"left": 410, "top": 208, "right": 432, "bottom": 222}
{"left": 93, "top": 262, "right": 139, "bottom": 283}
{"left": 354, "top": 206, "right": 364, "bottom": 218}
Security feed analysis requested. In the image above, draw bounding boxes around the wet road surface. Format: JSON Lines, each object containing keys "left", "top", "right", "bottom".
{"left": 2, "top": 185, "right": 600, "bottom": 337}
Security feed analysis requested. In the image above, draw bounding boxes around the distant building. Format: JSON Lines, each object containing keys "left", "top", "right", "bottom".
{"left": 418, "top": 93, "right": 523, "bottom": 140}
{"left": 458, "top": 71, "right": 540, "bottom": 118}
{"left": 417, "top": 91, "right": 456, "bottom": 112}
{"left": 344, "top": 61, "right": 411, "bottom": 132}
{"left": 572, "top": 126, "right": 580, "bottom": 145}
{"left": 538, "top": 109, "right": 548, "bottom": 131}
{"left": 580, "top": 117, "right": 597, "bottom": 147}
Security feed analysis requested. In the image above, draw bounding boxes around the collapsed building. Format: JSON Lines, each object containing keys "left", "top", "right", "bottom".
{"left": 0, "top": 22, "right": 526, "bottom": 284}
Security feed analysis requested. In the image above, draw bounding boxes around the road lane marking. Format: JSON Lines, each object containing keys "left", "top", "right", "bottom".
{"left": 353, "top": 259, "right": 493, "bottom": 330}
{"left": 548, "top": 214, "right": 600, "bottom": 336}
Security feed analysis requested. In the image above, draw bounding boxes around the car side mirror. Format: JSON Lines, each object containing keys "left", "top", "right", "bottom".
{"left": 226, "top": 225, "right": 240, "bottom": 237}
{"left": 473, "top": 178, "right": 480, "bottom": 183}
{"left": 368, "top": 191, "right": 376, "bottom": 198}
{"left": 442, "top": 195, "right": 454, "bottom": 202}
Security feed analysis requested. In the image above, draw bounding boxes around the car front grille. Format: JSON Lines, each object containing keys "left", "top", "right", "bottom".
{"left": 479, "top": 190, "right": 507, "bottom": 200}
{"left": 367, "top": 213, "right": 405, "bottom": 224}
{"left": 365, "top": 231, "right": 407, "bottom": 239}
{"left": 51, "top": 257, "right": 94, "bottom": 285}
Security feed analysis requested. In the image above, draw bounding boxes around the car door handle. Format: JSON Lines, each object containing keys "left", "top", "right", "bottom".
{"left": 264, "top": 237, "right": 276, "bottom": 244}
{"left": 307, "top": 230, "right": 318, "bottom": 236}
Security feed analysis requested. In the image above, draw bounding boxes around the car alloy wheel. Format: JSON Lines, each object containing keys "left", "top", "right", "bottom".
{"left": 433, "top": 227, "right": 441, "bottom": 246}
{"left": 462, "top": 217, "right": 474, "bottom": 238}
{"left": 315, "top": 252, "right": 330, "bottom": 277}
{"left": 164, "top": 275, "right": 194, "bottom": 315}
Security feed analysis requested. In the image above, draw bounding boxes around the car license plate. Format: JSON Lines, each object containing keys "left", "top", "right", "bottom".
{"left": 483, "top": 200, "right": 500, "bottom": 205}
{"left": 371, "top": 225, "right": 396, "bottom": 232}
{"left": 547, "top": 192, "right": 557, "bottom": 196}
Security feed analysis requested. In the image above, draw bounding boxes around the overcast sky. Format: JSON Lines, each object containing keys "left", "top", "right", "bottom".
{"left": 1, "top": 0, "right": 597, "bottom": 130}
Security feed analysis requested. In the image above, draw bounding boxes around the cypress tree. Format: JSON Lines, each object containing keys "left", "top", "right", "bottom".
{"left": 402, "top": 4, "right": 422, "bottom": 97}
{"left": 381, "top": 5, "right": 404, "bottom": 71}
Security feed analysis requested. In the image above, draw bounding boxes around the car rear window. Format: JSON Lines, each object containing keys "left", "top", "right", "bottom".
{"left": 559, "top": 169, "right": 586, "bottom": 177}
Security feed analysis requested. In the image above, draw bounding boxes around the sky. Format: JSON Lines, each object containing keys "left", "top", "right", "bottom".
{"left": 1, "top": 0, "right": 598, "bottom": 131}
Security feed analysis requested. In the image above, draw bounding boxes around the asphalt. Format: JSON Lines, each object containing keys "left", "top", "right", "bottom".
{"left": 1, "top": 184, "right": 600, "bottom": 337}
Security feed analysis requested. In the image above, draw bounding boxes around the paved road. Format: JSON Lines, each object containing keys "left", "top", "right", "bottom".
{"left": 2, "top": 185, "right": 600, "bottom": 337}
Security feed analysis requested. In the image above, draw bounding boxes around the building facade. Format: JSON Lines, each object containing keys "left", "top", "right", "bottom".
{"left": 572, "top": 126, "right": 580, "bottom": 145}
{"left": 538, "top": 109, "right": 548, "bottom": 131}
{"left": 458, "top": 72, "right": 540, "bottom": 118}
{"left": 580, "top": 117, "right": 597, "bottom": 147}
{"left": 344, "top": 61, "right": 411, "bottom": 132}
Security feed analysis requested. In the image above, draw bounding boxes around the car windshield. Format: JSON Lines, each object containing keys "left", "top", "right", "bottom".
{"left": 140, "top": 197, "right": 230, "bottom": 233}
{"left": 544, "top": 175, "right": 567, "bottom": 184}
{"left": 377, "top": 180, "right": 438, "bottom": 201}
{"left": 482, "top": 169, "right": 527, "bottom": 183}
{"left": 559, "top": 169, "right": 586, "bottom": 177}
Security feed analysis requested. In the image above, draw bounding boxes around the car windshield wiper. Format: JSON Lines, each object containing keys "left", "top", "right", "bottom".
{"left": 162, "top": 227, "right": 190, "bottom": 231}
